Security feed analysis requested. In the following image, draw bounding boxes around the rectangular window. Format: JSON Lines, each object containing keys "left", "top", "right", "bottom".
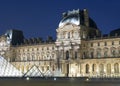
{"left": 112, "top": 41, "right": 114, "bottom": 45}
{"left": 83, "top": 44, "right": 85, "bottom": 47}
{"left": 52, "top": 47, "right": 54, "bottom": 50}
{"left": 104, "top": 42, "right": 107, "bottom": 46}
{"left": 47, "top": 47, "right": 49, "bottom": 50}
{"left": 91, "top": 43, "right": 93, "bottom": 47}
{"left": 98, "top": 42, "right": 100, "bottom": 46}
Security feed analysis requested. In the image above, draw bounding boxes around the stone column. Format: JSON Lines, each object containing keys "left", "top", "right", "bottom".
{"left": 101, "top": 49, "right": 104, "bottom": 58}
{"left": 94, "top": 49, "right": 96, "bottom": 58}
{"left": 64, "top": 51, "right": 66, "bottom": 60}
{"left": 61, "top": 50, "right": 64, "bottom": 60}
{"left": 77, "top": 63, "right": 80, "bottom": 76}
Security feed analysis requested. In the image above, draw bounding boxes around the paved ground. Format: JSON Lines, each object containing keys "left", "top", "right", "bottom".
{"left": 0, "top": 77, "right": 120, "bottom": 86}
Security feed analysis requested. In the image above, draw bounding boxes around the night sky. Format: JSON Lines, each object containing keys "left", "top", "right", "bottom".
{"left": 0, "top": 0, "right": 120, "bottom": 40}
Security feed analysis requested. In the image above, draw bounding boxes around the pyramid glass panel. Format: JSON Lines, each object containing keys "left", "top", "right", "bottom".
{"left": 0, "top": 56, "right": 23, "bottom": 77}
{"left": 44, "top": 70, "right": 53, "bottom": 76}
{"left": 24, "top": 65, "right": 43, "bottom": 77}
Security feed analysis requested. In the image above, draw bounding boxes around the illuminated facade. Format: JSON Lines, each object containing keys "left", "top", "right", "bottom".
{"left": 0, "top": 9, "right": 120, "bottom": 77}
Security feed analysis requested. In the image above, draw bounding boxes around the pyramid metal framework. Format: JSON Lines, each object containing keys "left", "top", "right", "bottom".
{"left": 24, "top": 65, "right": 54, "bottom": 77}
{"left": 0, "top": 56, "right": 59, "bottom": 77}
{"left": 0, "top": 56, "right": 23, "bottom": 77}
{"left": 24, "top": 65, "right": 44, "bottom": 77}
{"left": 44, "top": 70, "right": 53, "bottom": 77}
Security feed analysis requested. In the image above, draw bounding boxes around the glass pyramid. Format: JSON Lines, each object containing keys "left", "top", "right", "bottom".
{"left": 44, "top": 70, "right": 53, "bottom": 77}
{"left": 0, "top": 56, "right": 23, "bottom": 77}
{"left": 24, "top": 65, "right": 43, "bottom": 77}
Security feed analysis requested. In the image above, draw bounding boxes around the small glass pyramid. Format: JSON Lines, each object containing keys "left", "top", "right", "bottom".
{"left": 24, "top": 65, "right": 43, "bottom": 77}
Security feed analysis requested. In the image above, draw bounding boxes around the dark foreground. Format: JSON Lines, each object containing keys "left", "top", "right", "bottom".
{"left": 0, "top": 77, "right": 120, "bottom": 86}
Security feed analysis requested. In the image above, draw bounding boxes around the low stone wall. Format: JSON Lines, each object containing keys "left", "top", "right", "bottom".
{"left": 0, "top": 77, "right": 120, "bottom": 86}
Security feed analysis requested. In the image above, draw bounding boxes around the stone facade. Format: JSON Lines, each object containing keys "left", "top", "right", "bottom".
{"left": 0, "top": 9, "right": 120, "bottom": 77}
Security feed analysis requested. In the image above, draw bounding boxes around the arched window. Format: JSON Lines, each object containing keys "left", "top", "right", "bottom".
{"left": 114, "top": 63, "right": 119, "bottom": 73}
{"left": 86, "top": 64, "right": 89, "bottom": 74}
{"left": 104, "top": 48, "right": 108, "bottom": 57}
{"left": 99, "top": 64, "right": 104, "bottom": 74}
{"left": 96, "top": 48, "right": 101, "bottom": 58}
{"left": 89, "top": 49, "right": 94, "bottom": 58}
{"left": 32, "top": 54, "right": 34, "bottom": 60}
{"left": 90, "top": 52, "right": 94, "bottom": 58}
{"left": 68, "top": 32, "right": 70, "bottom": 39}
{"left": 75, "top": 51, "right": 77, "bottom": 59}
{"left": 111, "top": 47, "right": 116, "bottom": 57}
{"left": 92, "top": 64, "right": 96, "bottom": 72}
{"left": 66, "top": 51, "right": 69, "bottom": 60}
{"left": 107, "top": 64, "right": 111, "bottom": 74}
{"left": 83, "top": 52, "right": 86, "bottom": 59}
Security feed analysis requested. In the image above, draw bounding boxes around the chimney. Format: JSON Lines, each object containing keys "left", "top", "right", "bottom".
{"left": 83, "top": 9, "right": 89, "bottom": 27}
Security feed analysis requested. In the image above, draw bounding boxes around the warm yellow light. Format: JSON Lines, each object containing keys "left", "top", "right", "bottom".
{"left": 71, "top": 68, "right": 75, "bottom": 74}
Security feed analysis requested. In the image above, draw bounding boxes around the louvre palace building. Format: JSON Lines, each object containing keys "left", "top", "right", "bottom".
{"left": 0, "top": 9, "right": 120, "bottom": 78}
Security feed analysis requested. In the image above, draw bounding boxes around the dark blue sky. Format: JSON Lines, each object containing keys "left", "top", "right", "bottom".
{"left": 0, "top": 0, "right": 120, "bottom": 40}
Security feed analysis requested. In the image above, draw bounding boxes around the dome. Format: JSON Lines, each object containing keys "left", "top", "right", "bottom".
{"left": 58, "top": 9, "right": 98, "bottom": 29}
{"left": 59, "top": 13, "right": 80, "bottom": 27}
